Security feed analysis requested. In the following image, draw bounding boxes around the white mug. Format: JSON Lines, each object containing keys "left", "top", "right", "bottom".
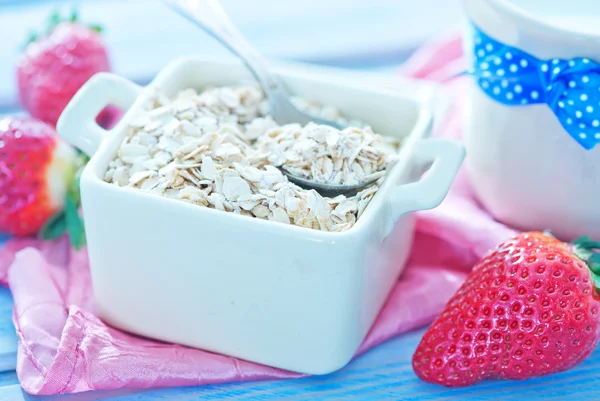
{"left": 462, "top": 0, "right": 600, "bottom": 240}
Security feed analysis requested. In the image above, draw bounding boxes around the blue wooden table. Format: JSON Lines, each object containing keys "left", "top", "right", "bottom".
{"left": 0, "top": 234, "right": 599, "bottom": 400}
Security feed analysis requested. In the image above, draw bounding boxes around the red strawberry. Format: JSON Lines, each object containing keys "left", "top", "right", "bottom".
{"left": 0, "top": 116, "right": 86, "bottom": 248}
{"left": 17, "top": 10, "right": 110, "bottom": 126}
{"left": 412, "top": 232, "right": 600, "bottom": 387}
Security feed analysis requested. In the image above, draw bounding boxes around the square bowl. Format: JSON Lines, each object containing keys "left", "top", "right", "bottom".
{"left": 57, "top": 56, "right": 464, "bottom": 375}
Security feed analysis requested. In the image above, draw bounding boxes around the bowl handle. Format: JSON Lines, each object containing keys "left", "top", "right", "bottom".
{"left": 56, "top": 72, "right": 142, "bottom": 156}
{"left": 390, "top": 137, "right": 465, "bottom": 220}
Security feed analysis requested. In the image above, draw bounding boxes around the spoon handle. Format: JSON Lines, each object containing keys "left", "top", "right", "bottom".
{"left": 165, "top": 0, "right": 289, "bottom": 101}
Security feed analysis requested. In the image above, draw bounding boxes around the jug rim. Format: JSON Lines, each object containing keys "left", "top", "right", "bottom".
{"left": 486, "top": 0, "right": 600, "bottom": 41}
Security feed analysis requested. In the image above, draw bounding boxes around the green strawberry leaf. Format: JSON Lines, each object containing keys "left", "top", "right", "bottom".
{"left": 38, "top": 210, "right": 68, "bottom": 240}
{"left": 573, "top": 236, "right": 600, "bottom": 292}
{"left": 22, "top": 8, "right": 104, "bottom": 49}
{"left": 65, "top": 196, "right": 86, "bottom": 250}
{"left": 89, "top": 24, "right": 103, "bottom": 33}
{"left": 586, "top": 253, "right": 600, "bottom": 276}
{"left": 588, "top": 252, "right": 600, "bottom": 264}
{"left": 572, "top": 236, "right": 600, "bottom": 250}
{"left": 26, "top": 32, "right": 38, "bottom": 45}
{"left": 590, "top": 271, "right": 600, "bottom": 294}
{"left": 48, "top": 10, "right": 61, "bottom": 29}
{"left": 36, "top": 144, "right": 89, "bottom": 248}
{"left": 62, "top": 151, "right": 90, "bottom": 250}
{"left": 68, "top": 154, "right": 88, "bottom": 206}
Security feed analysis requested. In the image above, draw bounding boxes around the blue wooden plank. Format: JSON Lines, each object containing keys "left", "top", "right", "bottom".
{"left": 0, "top": 234, "right": 17, "bottom": 372}
{"left": 0, "top": 371, "right": 18, "bottom": 387}
{"left": 0, "top": 327, "right": 598, "bottom": 400}
{"left": 0, "top": 235, "right": 17, "bottom": 373}
{"left": 0, "top": 287, "right": 17, "bottom": 373}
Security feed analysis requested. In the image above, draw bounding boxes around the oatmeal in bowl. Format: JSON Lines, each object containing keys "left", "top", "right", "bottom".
{"left": 104, "top": 84, "right": 400, "bottom": 232}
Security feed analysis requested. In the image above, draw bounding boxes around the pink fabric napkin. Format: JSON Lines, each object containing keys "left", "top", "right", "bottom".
{"left": 0, "top": 33, "right": 518, "bottom": 395}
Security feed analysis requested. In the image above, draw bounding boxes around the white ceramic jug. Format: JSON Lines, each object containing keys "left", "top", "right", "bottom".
{"left": 462, "top": 0, "right": 600, "bottom": 240}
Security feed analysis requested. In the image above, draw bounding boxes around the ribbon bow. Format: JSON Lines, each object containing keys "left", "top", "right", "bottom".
{"left": 470, "top": 24, "right": 600, "bottom": 150}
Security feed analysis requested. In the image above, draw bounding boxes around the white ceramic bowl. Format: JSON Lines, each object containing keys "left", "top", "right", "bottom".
{"left": 57, "top": 56, "right": 464, "bottom": 375}
{"left": 462, "top": 0, "right": 600, "bottom": 240}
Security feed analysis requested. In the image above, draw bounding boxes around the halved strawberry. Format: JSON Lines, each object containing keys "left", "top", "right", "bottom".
{"left": 0, "top": 116, "right": 86, "bottom": 248}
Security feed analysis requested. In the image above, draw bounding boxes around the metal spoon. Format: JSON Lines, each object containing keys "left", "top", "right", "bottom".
{"left": 163, "top": 0, "right": 378, "bottom": 197}
{"left": 163, "top": 0, "right": 344, "bottom": 129}
{"left": 281, "top": 170, "right": 378, "bottom": 198}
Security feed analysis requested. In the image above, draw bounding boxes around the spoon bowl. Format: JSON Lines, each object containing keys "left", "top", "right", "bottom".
{"left": 280, "top": 167, "right": 379, "bottom": 198}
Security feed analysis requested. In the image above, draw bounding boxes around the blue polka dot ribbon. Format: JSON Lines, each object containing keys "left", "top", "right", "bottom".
{"left": 470, "top": 24, "right": 600, "bottom": 150}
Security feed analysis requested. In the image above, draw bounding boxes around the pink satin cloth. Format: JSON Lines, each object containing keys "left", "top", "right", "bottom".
{"left": 0, "top": 33, "right": 519, "bottom": 395}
